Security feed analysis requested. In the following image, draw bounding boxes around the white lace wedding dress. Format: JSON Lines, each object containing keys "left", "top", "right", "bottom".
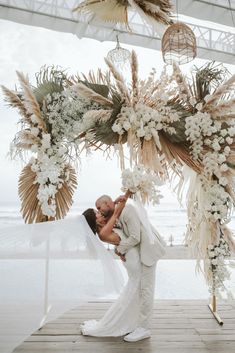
{"left": 81, "top": 228, "right": 142, "bottom": 337}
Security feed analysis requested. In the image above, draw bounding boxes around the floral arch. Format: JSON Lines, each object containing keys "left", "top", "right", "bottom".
{"left": 2, "top": 52, "right": 235, "bottom": 302}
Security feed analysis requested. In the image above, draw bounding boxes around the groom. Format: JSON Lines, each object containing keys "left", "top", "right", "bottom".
{"left": 96, "top": 194, "right": 166, "bottom": 342}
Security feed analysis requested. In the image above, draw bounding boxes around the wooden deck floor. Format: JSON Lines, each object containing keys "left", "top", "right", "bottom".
{"left": 14, "top": 300, "right": 235, "bottom": 353}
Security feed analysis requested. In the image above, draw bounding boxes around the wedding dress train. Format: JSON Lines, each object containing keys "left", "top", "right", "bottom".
{"left": 81, "top": 230, "right": 142, "bottom": 337}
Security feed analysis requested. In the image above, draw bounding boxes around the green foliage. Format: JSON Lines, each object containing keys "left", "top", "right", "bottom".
{"left": 34, "top": 66, "right": 68, "bottom": 104}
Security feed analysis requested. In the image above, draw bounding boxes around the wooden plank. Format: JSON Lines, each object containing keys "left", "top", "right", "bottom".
{"left": 13, "top": 300, "right": 235, "bottom": 353}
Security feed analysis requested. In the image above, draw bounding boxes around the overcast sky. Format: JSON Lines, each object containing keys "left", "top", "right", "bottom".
{"left": 0, "top": 18, "right": 234, "bottom": 207}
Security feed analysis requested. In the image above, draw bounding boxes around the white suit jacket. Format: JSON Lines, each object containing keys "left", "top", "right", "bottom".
{"left": 116, "top": 204, "right": 166, "bottom": 266}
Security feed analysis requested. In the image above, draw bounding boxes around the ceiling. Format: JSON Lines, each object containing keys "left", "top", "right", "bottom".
{"left": 0, "top": 0, "right": 234, "bottom": 65}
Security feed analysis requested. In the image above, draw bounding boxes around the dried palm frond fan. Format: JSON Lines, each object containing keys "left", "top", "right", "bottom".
{"left": 19, "top": 164, "right": 77, "bottom": 223}
{"left": 73, "top": 0, "right": 173, "bottom": 26}
{"left": 161, "top": 22, "right": 197, "bottom": 64}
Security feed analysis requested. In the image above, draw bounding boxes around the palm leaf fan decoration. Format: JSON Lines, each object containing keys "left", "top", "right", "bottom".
{"left": 19, "top": 164, "right": 77, "bottom": 223}
{"left": 73, "top": 0, "right": 173, "bottom": 26}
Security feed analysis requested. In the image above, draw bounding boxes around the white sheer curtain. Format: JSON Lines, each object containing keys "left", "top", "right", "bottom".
{"left": 0, "top": 215, "right": 124, "bottom": 353}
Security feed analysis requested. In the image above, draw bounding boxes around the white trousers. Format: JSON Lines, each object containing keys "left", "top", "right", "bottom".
{"left": 138, "top": 262, "right": 156, "bottom": 329}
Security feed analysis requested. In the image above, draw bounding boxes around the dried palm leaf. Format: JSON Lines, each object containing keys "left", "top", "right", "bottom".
{"left": 73, "top": 83, "right": 113, "bottom": 106}
{"left": 207, "top": 97, "right": 235, "bottom": 115}
{"left": 204, "top": 74, "right": 235, "bottom": 107}
{"left": 73, "top": 0, "right": 172, "bottom": 26}
{"left": 16, "top": 71, "right": 46, "bottom": 131}
{"left": 73, "top": 0, "right": 128, "bottom": 23}
{"left": 192, "top": 62, "right": 227, "bottom": 102}
{"left": 133, "top": 0, "right": 173, "bottom": 25}
{"left": 1, "top": 85, "right": 30, "bottom": 123}
{"left": 19, "top": 164, "right": 77, "bottom": 223}
{"left": 160, "top": 134, "right": 203, "bottom": 174}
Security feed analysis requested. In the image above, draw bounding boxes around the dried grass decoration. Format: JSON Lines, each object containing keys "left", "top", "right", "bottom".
{"left": 73, "top": 0, "right": 173, "bottom": 26}
{"left": 162, "top": 22, "right": 197, "bottom": 64}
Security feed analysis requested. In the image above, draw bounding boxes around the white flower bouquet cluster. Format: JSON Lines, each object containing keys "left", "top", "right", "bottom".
{"left": 203, "top": 180, "right": 232, "bottom": 223}
{"left": 29, "top": 134, "right": 69, "bottom": 218}
{"left": 45, "top": 90, "right": 101, "bottom": 143}
{"left": 112, "top": 103, "right": 179, "bottom": 149}
{"left": 121, "top": 165, "right": 163, "bottom": 205}
{"left": 207, "top": 235, "right": 231, "bottom": 295}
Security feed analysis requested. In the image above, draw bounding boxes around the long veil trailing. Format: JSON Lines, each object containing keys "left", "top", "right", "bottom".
{"left": 0, "top": 215, "right": 124, "bottom": 353}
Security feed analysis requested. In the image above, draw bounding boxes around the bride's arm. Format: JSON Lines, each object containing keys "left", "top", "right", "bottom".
{"left": 98, "top": 201, "right": 126, "bottom": 245}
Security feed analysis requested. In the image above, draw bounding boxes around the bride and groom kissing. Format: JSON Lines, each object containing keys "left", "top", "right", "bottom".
{"left": 82, "top": 194, "right": 166, "bottom": 342}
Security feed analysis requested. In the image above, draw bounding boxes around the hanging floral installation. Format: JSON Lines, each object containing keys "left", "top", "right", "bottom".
{"left": 73, "top": 0, "right": 173, "bottom": 27}
{"left": 2, "top": 52, "right": 235, "bottom": 296}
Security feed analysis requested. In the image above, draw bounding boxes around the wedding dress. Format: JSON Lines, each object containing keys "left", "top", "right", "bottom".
{"left": 81, "top": 228, "right": 142, "bottom": 337}
{"left": 0, "top": 215, "right": 124, "bottom": 353}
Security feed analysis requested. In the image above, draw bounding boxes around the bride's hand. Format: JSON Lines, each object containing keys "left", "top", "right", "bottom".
{"left": 114, "top": 194, "right": 128, "bottom": 204}
{"left": 114, "top": 200, "right": 126, "bottom": 218}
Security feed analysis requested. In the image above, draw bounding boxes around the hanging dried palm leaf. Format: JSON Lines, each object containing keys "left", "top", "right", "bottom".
{"left": 73, "top": 0, "right": 173, "bottom": 26}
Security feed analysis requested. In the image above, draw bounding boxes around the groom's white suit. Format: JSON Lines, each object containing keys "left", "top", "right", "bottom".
{"left": 116, "top": 203, "right": 166, "bottom": 330}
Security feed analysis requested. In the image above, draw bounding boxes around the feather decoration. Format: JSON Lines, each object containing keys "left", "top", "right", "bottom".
{"left": 16, "top": 71, "right": 46, "bottom": 131}
{"left": 73, "top": 83, "right": 113, "bottom": 106}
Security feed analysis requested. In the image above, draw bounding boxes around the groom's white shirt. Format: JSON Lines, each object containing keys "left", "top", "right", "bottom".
{"left": 116, "top": 204, "right": 166, "bottom": 266}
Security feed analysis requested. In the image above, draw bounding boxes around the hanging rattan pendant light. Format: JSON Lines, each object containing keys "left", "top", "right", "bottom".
{"left": 161, "top": 22, "right": 197, "bottom": 64}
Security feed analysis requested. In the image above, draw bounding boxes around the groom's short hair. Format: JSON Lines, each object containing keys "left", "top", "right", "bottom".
{"left": 96, "top": 195, "right": 112, "bottom": 205}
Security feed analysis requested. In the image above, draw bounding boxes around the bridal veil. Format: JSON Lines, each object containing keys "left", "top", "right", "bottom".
{"left": 0, "top": 215, "right": 124, "bottom": 353}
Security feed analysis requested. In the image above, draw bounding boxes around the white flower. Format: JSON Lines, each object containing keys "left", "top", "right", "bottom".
{"left": 196, "top": 102, "right": 203, "bottom": 111}
{"left": 41, "top": 134, "right": 51, "bottom": 150}
{"left": 219, "top": 177, "right": 228, "bottom": 186}
{"left": 31, "top": 127, "right": 40, "bottom": 137}
{"left": 121, "top": 165, "right": 162, "bottom": 204}
{"left": 189, "top": 96, "right": 197, "bottom": 106}
{"left": 220, "top": 164, "right": 228, "bottom": 172}
{"left": 224, "top": 146, "right": 231, "bottom": 155}
{"left": 226, "top": 137, "right": 233, "bottom": 145}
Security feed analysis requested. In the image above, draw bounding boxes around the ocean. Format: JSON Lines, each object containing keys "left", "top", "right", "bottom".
{"left": 1, "top": 201, "right": 235, "bottom": 299}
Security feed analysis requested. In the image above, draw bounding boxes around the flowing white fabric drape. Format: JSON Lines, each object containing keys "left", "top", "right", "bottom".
{"left": 0, "top": 215, "right": 124, "bottom": 353}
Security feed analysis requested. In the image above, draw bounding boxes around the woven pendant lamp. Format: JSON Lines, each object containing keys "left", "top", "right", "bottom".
{"left": 161, "top": 22, "right": 197, "bottom": 65}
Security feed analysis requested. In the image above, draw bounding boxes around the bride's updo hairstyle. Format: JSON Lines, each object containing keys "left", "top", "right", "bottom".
{"left": 82, "top": 208, "right": 97, "bottom": 234}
